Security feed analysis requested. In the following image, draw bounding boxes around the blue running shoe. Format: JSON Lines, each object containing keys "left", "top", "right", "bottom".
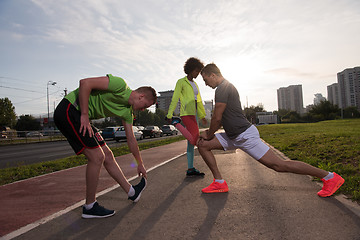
{"left": 82, "top": 202, "right": 115, "bottom": 219}
{"left": 171, "top": 117, "right": 181, "bottom": 125}
{"left": 128, "top": 177, "right": 147, "bottom": 202}
{"left": 186, "top": 168, "right": 205, "bottom": 177}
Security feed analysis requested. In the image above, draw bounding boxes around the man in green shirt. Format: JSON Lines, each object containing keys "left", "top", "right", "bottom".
{"left": 54, "top": 74, "right": 157, "bottom": 218}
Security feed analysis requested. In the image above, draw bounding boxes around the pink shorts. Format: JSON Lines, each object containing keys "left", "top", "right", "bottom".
{"left": 215, "top": 125, "right": 269, "bottom": 160}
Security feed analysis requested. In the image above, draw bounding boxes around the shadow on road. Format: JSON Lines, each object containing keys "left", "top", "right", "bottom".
{"left": 129, "top": 177, "right": 202, "bottom": 239}
{"left": 194, "top": 193, "right": 228, "bottom": 240}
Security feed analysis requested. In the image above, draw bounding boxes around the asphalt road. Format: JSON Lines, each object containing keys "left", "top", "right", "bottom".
{"left": 7, "top": 147, "right": 360, "bottom": 240}
{"left": 0, "top": 135, "right": 180, "bottom": 169}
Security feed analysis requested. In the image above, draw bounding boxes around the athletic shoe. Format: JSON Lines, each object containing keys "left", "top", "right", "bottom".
{"left": 186, "top": 168, "right": 205, "bottom": 177}
{"left": 82, "top": 202, "right": 115, "bottom": 219}
{"left": 202, "top": 179, "right": 229, "bottom": 193}
{"left": 317, "top": 172, "right": 345, "bottom": 197}
{"left": 171, "top": 116, "right": 181, "bottom": 125}
{"left": 128, "top": 177, "right": 147, "bottom": 202}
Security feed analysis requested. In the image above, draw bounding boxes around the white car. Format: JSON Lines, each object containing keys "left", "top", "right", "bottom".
{"left": 26, "top": 131, "right": 43, "bottom": 137}
{"left": 114, "top": 126, "right": 143, "bottom": 142}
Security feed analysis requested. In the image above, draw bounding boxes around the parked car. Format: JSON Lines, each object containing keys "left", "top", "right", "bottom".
{"left": 114, "top": 126, "right": 143, "bottom": 142}
{"left": 1, "top": 126, "right": 10, "bottom": 138}
{"left": 142, "top": 126, "right": 163, "bottom": 138}
{"left": 26, "top": 131, "right": 43, "bottom": 137}
{"left": 161, "top": 125, "right": 178, "bottom": 136}
{"left": 101, "top": 127, "right": 120, "bottom": 140}
{"left": 136, "top": 126, "right": 145, "bottom": 131}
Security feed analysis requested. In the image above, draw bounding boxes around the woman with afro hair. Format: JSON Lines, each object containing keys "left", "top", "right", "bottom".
{"left": 166, "top": 57, "right": 208, "bottom": 176}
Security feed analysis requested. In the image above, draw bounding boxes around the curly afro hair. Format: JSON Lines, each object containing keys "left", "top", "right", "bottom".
{"left": 183, "top": 57, "right": 204, "bottom": 75}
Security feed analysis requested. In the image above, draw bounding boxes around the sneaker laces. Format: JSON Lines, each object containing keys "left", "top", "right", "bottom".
{"left": 321, "top": 179, "right": 331, "bottom": 192}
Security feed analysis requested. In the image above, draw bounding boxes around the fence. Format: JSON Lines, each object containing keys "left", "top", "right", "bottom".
{"left": 0, "top": 130, "right": 66, "bottom": 145}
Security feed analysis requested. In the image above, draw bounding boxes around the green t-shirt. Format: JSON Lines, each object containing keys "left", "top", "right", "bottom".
{"left": 65, "top": 74, "right": 134, "bottom": 123}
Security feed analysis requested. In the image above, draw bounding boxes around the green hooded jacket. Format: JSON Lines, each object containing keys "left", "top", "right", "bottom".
{"left": 166, "top": 76, "right": 206, "bottom": 119}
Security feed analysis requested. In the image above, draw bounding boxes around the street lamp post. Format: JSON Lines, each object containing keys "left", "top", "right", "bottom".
{"left": 47, "top": 81, "right": 57, "bottom": 124}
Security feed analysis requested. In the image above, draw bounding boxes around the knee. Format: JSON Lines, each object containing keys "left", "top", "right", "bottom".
{"left": 89, "top": 150, "right": 105, "bottom": 166}
{"left": 102, "top": 147, "right": 116, "bottom": 165}
{"left": 198, "top": 141, "right": 210, "bottom": 153}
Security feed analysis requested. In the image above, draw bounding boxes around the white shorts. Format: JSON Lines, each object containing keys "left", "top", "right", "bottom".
{"left": 215, "top": 125, "right": 270, "bottom": 160}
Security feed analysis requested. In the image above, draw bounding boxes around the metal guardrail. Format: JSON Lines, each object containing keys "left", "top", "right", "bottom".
{"left": 0, "top": 130, "right": 66, "bottom": 145}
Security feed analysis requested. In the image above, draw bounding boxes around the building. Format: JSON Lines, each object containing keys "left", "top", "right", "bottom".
{"left": 327, "top": 83, "right": 340, "bottom": 107}
{"left": 337, "top": 67, "right": 360, "bottom": 111}
{"left": 203, "top": 100, "right": 213, "bottom": 119}
{"left": 157, "top": 90, "right": 180, "bottom": 115}
{"left": 256, "top": 112, "right": 278, "bottom": 125}
{"left": 314, "top": 93, "right": 326, "bottom": 105}
{"left": 277, "top": 84, "right": 304, "bottom": 114}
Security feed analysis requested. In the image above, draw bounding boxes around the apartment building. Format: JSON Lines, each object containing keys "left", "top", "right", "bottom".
{"left": 327, "top": 83, "right": 340, "bottom": 107}
{"left": 277, "top": 84, "right": 304, "bottom": 114}
{"left": 337, "top": 67, "right": 360, "bottom": 111}
{"left": 204, "top": 100, "right": 213, "bottom": 119}
{"left": 314, "top": 93, "right": 326, "bottom": 105}
{"left": 157, "top": 90, "right": 180, "bottom": 115}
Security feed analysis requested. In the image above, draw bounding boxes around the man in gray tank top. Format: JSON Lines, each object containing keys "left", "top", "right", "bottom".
{"left": 197, "top": 63, "right": 344, "bottom": 198}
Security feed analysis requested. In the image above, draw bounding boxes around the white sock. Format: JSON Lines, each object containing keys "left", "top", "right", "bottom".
{"left": 84, "top": 201, "right": 96, "bottom": 210}
{"left": 215, "top": 179, "right": 225, "bottom": 184}
{"left": 128, "top": 186, "right": 135, "bottom": 197}
{"left": 323, "top": 172, "right": 334, "bottom": 180}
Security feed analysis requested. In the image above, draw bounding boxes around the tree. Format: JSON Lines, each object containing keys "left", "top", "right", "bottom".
{"left": 307, "top": 101, "right": 340, "bottom": 122}
{"left": 343, "top": 106, "right": 360, "bottom": 118}
{"left": 281, "top": 111, "right": 303, "bottom": 123}
{"left": 274, "top": 109, "right": 290, "bottom": 119}
{"left": 244, "top": 104, "right": 265, "bottom": 124}
{"left": 137, "top": 109, "right": 154, "bottom": 126}
{"left": 154, "top": 108, "right": 167, "bottom": 126}
{"left": 0, "top": 97, "right": 16, "bottom": 128}
{"left": 15, "top": 115, "right": 41, "bottom": 131}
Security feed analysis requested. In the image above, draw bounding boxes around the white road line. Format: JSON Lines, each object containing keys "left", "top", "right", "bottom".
{"left": 2, "top": 152, "right": 186, "bottom": 240}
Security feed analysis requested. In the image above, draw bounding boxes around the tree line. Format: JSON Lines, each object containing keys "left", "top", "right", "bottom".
{"left": 244, "top": 100, "right": 360, "bottom": 124}
{"left": 1, "top": 97, "right": 359, "bottom": 131}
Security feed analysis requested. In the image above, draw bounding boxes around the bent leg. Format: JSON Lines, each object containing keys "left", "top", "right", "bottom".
{"left": 83, "top": 147, "right": 106, "bottom": 204}
{"left": 197, "top": 137, "right": 224, "bottom": 179}
{"left": 175, "top": 124, "right": 195, "bottom": 144}
{"left": 177, "top": 115, "right": 199, "bottom": 146}
{"left": 101, "top": 145, "right": 131, "bottom": 193}
{"left": 258, "top": 149, "right": 328, "bottom": 179}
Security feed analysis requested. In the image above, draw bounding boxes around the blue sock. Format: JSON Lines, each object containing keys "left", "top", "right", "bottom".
{"left": 215, "top": 179, "right": 225, "bottom": 184}
{"left": 187, "top": 141, "right": 194, "bottom": 169}
{"left": 323, "top": 172, "right": 334, "bottom": 180}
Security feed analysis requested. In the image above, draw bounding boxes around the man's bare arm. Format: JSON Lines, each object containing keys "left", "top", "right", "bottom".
{"left": 123, "top": 120, "right": 147, "bottom": 178}
{"left": 203, "top": 102, "right": 226, "bottom": 140}
{"left": 78, "top": 76, "right": 109, "bottom": 137}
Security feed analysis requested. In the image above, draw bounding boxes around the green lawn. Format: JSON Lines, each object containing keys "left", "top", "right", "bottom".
{"left": 1, "top": 120, "right": 359, "bottom": 202}
{"left": 257, "top": 119, "right": 360, "bottom": 202}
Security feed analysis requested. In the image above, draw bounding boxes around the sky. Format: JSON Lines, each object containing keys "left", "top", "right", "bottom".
{"left": 1, "top": 0, "right": 359, "bottom": 117}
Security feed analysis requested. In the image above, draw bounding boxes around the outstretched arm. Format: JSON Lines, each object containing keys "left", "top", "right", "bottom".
{"left": 200, "top": 102, "right": 226, "bottom": 140}
{"left": 123, "top": 120, "right": 147, "bottom": 178}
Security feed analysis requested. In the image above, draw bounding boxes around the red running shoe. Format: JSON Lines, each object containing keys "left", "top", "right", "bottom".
{"left": 317, "top": 173, "right": 345, "bottom": 197}
{"left": 202, "top": 179, "right": 229, "bottom": 193}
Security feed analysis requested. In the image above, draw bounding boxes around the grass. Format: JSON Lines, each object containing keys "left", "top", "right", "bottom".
{"left": 0, "top": 135, "right": 67, "bottom": 146}
{"left": 257, "top": 119, "right": 360, "bottom": 202}
{"left": 0, "top": 135, "right": 185, "bottom": 186}
{"left": 2, "top": 120, "right": 359, "bottom": 202}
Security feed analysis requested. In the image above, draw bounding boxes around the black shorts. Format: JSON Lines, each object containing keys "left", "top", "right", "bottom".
{"left": 54, "top": 98, "right": 105, "bottom": 155}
